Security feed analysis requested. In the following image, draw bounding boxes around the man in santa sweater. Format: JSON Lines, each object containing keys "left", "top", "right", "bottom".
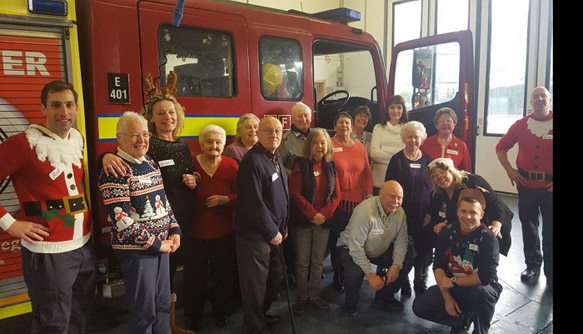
{"left": 0, "top": 81, "right": 95, "bottom": 333}
{"left": 496, "top": 86, "right": 553, "bottom": 289}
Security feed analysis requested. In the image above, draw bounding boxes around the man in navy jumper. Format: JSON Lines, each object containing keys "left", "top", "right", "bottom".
{"left": 235, "top": 116, "right": 289, "bottom": 334}
{"left": 413, "top": 188, "right": 503, "bottom": 334}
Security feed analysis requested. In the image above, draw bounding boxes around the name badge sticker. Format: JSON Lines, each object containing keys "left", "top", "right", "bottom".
{"left": 469, "top": 244, "right": 479, "bottom": 251}
{"left": 138, "top": 176, "right": 152, "bottom": 185}
{"left": 446, "top": 149, "right": 459, "bottom": 156}
{"left": 410, "top": 163, "right": 422, "bottom": 169}
{"left": 158, "top": 159, "right": 175, "bottom": 168}
{"left": 333, "top": 147, "right": 343, "bottom": 153}
{"left": 272, "top": 172, "right": 279, "bottom": 182}
{"left": 542, "top": 134, "right": 553, "bottom": 140}
{"left": 49, "top": 164, "right": 66, "bottom": 180}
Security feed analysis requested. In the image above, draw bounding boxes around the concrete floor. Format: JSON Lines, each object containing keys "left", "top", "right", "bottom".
{"left": 0, "top": 194, "right": 554, "bottom": 333}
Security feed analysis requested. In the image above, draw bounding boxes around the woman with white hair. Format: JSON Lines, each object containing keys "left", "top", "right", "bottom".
{"left": 98, "top": 111, "right": 181, "bottom": 334}
{"left": 385, "top": 121, "right": 433, "bottom": 297}
{"left": 223, "top": 113, "right": 260, "bottom": 164}
{"left": 186, "top": 124, "right": 238, "bottom": 330}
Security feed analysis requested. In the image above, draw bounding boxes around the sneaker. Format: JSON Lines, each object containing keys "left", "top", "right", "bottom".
{"left": 308, "top": 297, "right": 331, "bottom": 311}
{"left": 374, "top": 297, "right": 404, "bottom": 311}
{"left": 293, "top": 301, "right": 307, "bottom": 315}
{"left": 345, "top": 305, "right": 358, "bottom": 317}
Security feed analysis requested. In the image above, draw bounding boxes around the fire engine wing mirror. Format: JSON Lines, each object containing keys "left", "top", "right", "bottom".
{"left": 412, "top": 48, "right": 433, "bottom": 90}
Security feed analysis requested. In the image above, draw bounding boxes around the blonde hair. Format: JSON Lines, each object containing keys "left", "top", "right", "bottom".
{"left": 303, "top": 128, "right": 334, "bottom": 162}
{"left": 142, "top": 95, "right": 185, "bottom": 140}
{"left": 426, "top": 157, "right": 469, "bottom": 195}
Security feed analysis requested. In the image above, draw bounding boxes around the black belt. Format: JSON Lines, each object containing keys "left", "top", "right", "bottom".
{"left": 23, "top": 194, "right": 87, "bottom": 217}
{"left": 518, "top": 169, "right": 552, "bottom": 182}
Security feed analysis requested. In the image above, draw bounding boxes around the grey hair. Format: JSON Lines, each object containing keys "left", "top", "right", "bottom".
{"left": 400, "top": 120, "right": 427, "bottom": 142}
{"left": 292, "top": 101, "right": 312, "bottom": 114}
{"left": 199, "top": 124, "right": 226, "bottom": 145}
{"left": 236, "top": 113, "right": 260, "bottom": 138}
{"left": 117, "top": 111, "right": 148, "bottom": 135}
{"left": 303, "top": 127, "right": 334, "bottom": 161}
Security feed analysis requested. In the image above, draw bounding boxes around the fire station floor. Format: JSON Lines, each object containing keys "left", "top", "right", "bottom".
{"left": 0, "top": 194, "right": 555, "bottom": 333}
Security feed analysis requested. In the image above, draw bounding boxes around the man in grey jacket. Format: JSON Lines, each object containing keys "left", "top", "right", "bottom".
{"left": 337, "top": 180, "right": 412, "bottom": 316}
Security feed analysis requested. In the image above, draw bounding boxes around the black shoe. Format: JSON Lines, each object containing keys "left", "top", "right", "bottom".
{"left": 401, "top": 280, "right": 412, "bottom": 297}
{"left": 333, "top": 272, "right": 345, "bottom": 292}
{"left": 266, "top": 314, "right": 281, "bottom": 326}
{"left": 450, "top": 326, "right": 469, "bottom": 333}
{"left": 216, "top": 315, "right": 228, "bottom": 327}
{"left": 520, "top": 268, "right": 540, "bottom": 282}
{"left": 293, "top": 300, "right": 307, "bottom": 315}
{"left": 374, "top": 297, "right": 404, "bottom": 311}
{"left": 345, "top": 305, "right": 358, "bottom": 317}
{"left": 190, "top": 318, "right": 203, "bottom": 331}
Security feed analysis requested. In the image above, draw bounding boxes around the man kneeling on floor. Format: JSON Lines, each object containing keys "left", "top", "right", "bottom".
{"left": 337, "top": 180, "right": 413, "bottom": 316}
{"left": 413, "top": 188, "right": 503, "bottom": 334}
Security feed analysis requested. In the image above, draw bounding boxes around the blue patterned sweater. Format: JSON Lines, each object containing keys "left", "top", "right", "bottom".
{"left": 98, "top": 149, "right": 181, "bottom": 253}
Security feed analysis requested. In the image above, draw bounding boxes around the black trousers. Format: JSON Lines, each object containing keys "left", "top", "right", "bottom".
{"left": 341, "top": 244, "right": 413, "bottom": 307}
{"left": 517, "top": 187, "right": 553, "bottom": 279}
{"left": 22, "top": 240, "right": 96, "bottom": 334}
{"left": 413, "top": 282, "right": 503, "bottom": 334}
{"left": 186, "top": 233, "right": 236, "bottom": 322}
{"left": 236, "top": 235, "right": 282, "bottom": 334}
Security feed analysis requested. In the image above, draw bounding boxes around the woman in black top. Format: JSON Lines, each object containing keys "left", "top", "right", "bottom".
{"left": 425, "top": 157, "right": 513, "bottom": 257}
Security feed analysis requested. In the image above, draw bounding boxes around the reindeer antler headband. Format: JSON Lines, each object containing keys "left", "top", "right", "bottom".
{"left": 143, "top": 70, "right": 178, "bottom": 101}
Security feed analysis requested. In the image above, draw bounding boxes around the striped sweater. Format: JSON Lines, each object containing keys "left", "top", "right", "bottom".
{"left": 98, "top": 148, "right": 180, "bottom": 253}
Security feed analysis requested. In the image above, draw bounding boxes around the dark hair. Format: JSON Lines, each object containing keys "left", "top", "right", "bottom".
{"left": 353, "top": 105, "right": 371, "bottom": 121}
{"left": 383, "top": 95, "right": 409, "bottom": 125}
{"left": 41, "top": 81, "right": 78, "bottom": 107}
{"left": 334, "top": 111, "right": 353, "bottom": 126}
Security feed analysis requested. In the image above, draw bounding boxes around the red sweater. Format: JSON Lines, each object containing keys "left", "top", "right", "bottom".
{"left": 190, "top": 156, "right": 238, "bottom": 239}
{"left": 289, "top": 160, "right": 341, "bottom": 221}
{"left": 496, "top": 111, "right": 553, "bottom": 189}
{"left": 421, "top": 134, "right": 472, "bottom": 172}
{"left": 0, "top": 125, "right": 91, "bottom": 253}
{"left": 331, "top": 137, "right": 373, "bottom": 204}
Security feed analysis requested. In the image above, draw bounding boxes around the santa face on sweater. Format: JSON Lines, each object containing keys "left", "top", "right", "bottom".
{"left": 41, "top": 90, "right": 78, "bottom": 139}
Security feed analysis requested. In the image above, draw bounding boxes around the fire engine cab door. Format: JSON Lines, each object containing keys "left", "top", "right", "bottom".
{"left": 388, "top": 30, "right": 475, "bottom": 164}
{"left": 247, "top": 24, "right": 312, "bottom": 130}
{"left": 137, "top": 2, "right": 250, "bottom": 147}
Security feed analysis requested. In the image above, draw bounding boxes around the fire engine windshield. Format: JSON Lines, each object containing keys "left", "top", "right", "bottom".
{"left": 313, "top": 40, "right": 378, "bottom": 130}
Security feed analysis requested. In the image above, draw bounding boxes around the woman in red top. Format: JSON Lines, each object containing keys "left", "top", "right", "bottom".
{"left": 421, "top": 107, "right": 472, "bottom": 172}
{"left": 187, "top": 124, "right": 238, "bottom": 330}
{"left": 289, "top": 128, "right": 341, "bottom": 315}
{"left": 327, "top": 111, "right": 373, "bottom": 292}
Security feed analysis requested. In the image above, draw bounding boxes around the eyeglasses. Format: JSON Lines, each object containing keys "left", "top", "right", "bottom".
{"left": 119, "top": 132, "right": 152, "bottom": 140}
{"left": 259, "top": 128, "right": 283, "bottom": 135}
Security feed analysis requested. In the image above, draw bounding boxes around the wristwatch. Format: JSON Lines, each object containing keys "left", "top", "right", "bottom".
{"left": 450, "top": 276, "right": 458, "bottom": 286}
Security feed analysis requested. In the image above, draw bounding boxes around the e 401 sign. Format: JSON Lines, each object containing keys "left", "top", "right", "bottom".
{"left": 108, "top": 73, "right": 130, "bottom": 104}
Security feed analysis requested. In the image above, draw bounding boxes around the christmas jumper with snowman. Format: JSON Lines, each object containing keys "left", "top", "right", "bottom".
{"left": 98, "top": 148, "right": 180, "bottom": 253}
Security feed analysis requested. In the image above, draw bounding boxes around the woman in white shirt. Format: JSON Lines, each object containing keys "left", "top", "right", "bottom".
{"left": 370, "top": 95, "right": 409, "bottom": 194}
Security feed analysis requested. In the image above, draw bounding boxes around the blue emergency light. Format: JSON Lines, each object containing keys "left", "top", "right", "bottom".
{"left": 28, "top": 0, "right": 68, "bottom": 16}
{"left": 311, "top": 8, "right": 361, "bottom": 24}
